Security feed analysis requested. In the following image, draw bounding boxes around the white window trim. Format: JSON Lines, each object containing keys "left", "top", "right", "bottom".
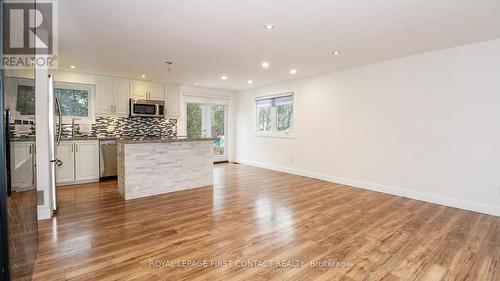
{"left": 254, "top": 90, "right": 297, "bottom": 138}
{"left": 54, "top": 82, "right": 95, "bottom": 124}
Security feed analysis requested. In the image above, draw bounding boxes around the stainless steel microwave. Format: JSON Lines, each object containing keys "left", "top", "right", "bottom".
{"left": 129, "top": 99, "right": 166, "bottom": 117}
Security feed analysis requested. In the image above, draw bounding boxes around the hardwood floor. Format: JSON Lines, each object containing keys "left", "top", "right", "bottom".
{"left": 33, "top": 163, "right": 500, "bottom": 281}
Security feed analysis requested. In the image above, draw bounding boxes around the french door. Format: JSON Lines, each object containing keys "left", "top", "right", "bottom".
{"left": 186, "top": 103, "right": 228, "bottom": 162}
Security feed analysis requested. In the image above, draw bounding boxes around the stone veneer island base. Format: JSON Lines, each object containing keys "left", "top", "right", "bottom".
{"left": 117, "top": 138, "right": 214, "bottom": 200}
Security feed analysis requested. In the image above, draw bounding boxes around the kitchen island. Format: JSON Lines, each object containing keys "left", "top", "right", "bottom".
{"left": 117, "top": 137, "right": 215, "bottom": 200}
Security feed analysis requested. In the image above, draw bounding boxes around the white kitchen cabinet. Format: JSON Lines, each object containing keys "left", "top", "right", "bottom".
{"left": 96, "top": 78, "right": 130, "bottom": 115}
{"left": 95, "top": 78, "right": 114, "bottom": 114}
{"left": 56, "top": 140, "right": 99, "bottom": 185}
{"left": 149, "top": 82, "right": 165, "bottom": 100}
{"left": 165, "top": 86, "right": 180, "bottom": 117}
{"left": 75, "top": 141, "right": 100, "bottom": 181}
{"left": 130, "top": 80, "right": 148, "bottom": 99}
{"left": 56, "top": 141, "right": 75, "bottom": 184}
{"left": 114, "top": 79, "right": 130, "bottom": 114}
{"left": 130, "top": 80, "right": 164, "bottom": 100}
{"left": 10, "top": 142, "right": 35, "bottom": 191}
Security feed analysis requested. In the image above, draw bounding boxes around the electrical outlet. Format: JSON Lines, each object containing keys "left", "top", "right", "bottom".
{"left": 290, "top": 158, "right": 294, "bottom": 165}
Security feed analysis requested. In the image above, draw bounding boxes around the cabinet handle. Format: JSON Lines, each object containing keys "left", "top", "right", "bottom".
{"left": 76, "top": 144, "right": 79, "bottom": 152}
{"left": 29, "top": 145, "right": 32, "bottom": 155}
{"left": 72, "top": 143, "right": 74, "bottom": 152}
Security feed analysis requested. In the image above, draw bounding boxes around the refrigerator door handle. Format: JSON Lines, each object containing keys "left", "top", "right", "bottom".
{"left": 55, "top": 96, "right": 62, "bottom": 145}
{"left": 48, "top": 74, "right": 58, "bottom": 212}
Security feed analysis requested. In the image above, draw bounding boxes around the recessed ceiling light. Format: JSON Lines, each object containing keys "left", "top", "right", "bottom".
{"left": 265, "top": 24, "right": 274, "bottom": 30}
{"left": 332, "top": 50, "right": 341, "bottom": 55}
{"left": 141, "top": 74, "right": 146, "bottom": 78}
{"left": 261, "top": 62, "right": 270, "bottom": 68}
{"left": 221, "top": 75, "right": 227, "bottom": 80}
{"left": 70, "top": 65, "right": 75, "bottom": 69}
{"left": 195, "top": 82, "right": 199, "bottom": 86}
{"left": 248, "top": 80, "right": 253, "bottom": 84}
{"left": 290, "top": 69, "right": 297, "bottom": 74}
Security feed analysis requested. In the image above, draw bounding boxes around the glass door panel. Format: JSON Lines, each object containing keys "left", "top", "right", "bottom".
{"left": 186, "top": 103, "right": 227, "bottom": 161}
{"left": 186, "top": 103, "right": 202, "bottom": 138}
{"left": 211, "top": 105, "right": 225, "bottom": 160}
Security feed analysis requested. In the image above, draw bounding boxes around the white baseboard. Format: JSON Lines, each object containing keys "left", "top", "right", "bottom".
{"left": 235, "top": 159, "right": 500, "bottom": 217}
{"left": 57, "top": 178, "right": 100, "bottom": 187}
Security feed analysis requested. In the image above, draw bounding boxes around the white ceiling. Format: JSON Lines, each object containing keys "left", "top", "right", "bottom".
{"left": 59, "top": 0, "right": 500, "bottom": 91}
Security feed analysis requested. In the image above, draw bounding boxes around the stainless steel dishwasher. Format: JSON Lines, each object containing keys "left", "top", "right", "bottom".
{"left": 99, "top": 140, "right": 117, "bottom": 179}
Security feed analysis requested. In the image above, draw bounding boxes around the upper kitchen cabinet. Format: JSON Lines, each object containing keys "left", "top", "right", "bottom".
{"left": 165, "top": 85, "right": 181, "bottom": 117}
{"left": 149, "top": 82, "right": 165, "bottom": 100}
{"left": 130, "top": 80, "right": 148, "bottom": 99}
{"left": 95, "top": 78, "right": 130, "bottom": 115}
{"left": 130, "top": 80, "right": 165, "bottom": 100}
{"left": 114, "top": 80, "right": 130, "bottom": 114}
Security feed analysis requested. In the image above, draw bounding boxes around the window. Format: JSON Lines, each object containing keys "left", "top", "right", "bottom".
{"left": 275, "top": 95, "right": 293, "bottom": 131}
{"left": 16, "top": 85, "right": 35, "bottom": 116}
{"left": 255, "top": 93, "right": 294, "bottom": 135}
{"left": 256, "top": 99, "right": 272, "bottom": 131}
{"left": 54, "top": 83, "right": 94, "bottom": 123}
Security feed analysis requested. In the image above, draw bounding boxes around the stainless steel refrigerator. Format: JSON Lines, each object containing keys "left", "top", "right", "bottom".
{"left": 47, "top": 74, "right": 62, "bottom": 212}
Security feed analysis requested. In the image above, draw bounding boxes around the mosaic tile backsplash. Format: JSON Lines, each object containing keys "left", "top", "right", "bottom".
{"left": 12, "top": 116, "right": 177, "bottom": 138}
{"left": 61, "top": 116, "right": 177, "bottom": 138}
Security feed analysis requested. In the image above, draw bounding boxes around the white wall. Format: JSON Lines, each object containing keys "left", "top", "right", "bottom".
{"left": 234, "top": 38, "right": 500, "bottom": 216}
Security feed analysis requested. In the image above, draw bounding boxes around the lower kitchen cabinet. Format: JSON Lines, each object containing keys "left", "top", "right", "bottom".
{"left": 56, "top": 142, "right": 75, "bottom": 184}
{"left": 56, "top": 140, "right": 99, "bottom": 185}
{"left": 10, "top": 142, "right": 36, "bottom": 191}
{"left": 75, "top": 141, "right": 100, "bottom": 181}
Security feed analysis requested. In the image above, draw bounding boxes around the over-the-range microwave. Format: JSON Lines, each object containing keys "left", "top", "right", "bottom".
{"left": 129, "top": 99, "right": 166, "bottom": 118}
